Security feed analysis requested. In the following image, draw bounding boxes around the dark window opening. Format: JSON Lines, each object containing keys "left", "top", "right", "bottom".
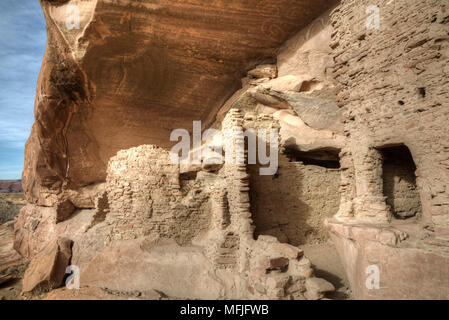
{"left": 379, "top": 145, "right": 422, "bottom": 220}
{"left": 283, "top": 146, "right": 341, "bottom": 169}
{"left": 418, "top": 87, "right": 426, "bottom": 98}
{"left": 180, "top": 171, "right": 198, "bottom": 196}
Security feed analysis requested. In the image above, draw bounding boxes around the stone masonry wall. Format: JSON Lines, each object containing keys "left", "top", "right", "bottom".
{"left": 332, "top": 0, "right": 449, "bottom": 227}
{"left": 250, "top": 155, "right": 341, "bottom": 246}
{"left": 103, "top": 145, "right": 211, "bottom": 244}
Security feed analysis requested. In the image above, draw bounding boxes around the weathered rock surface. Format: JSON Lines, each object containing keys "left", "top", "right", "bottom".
{"left": 14, "top": 205, "right": 96, "bottom": 264}
{"left": 21, "top": 237, "right": 72, "bottom": 296}
{"left": 80, "top": 239, "right": 226, "bottom": 300}
{"left": 14, "top": 205, "right": 56, "bottom": 259}
{"left": 327, "top": 219, "right": 449, "bottom": 300}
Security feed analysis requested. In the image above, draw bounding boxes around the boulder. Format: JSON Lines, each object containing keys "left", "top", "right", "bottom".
{"left": 305, "top": 277, "right": 335, "bottom": 300}
{"left": 271, "top": 243, "right": 304, "bottom": 260}
{"left": 260, "top": 257, "right": 290, "bottom": 271}
{"left": 14, "top": 205, "right": 56, "bottom": 259}
{"left": 21, "top": 237, "right": 72, "bottom": 296}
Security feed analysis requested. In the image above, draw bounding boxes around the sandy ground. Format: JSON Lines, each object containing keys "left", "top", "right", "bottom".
{"left": 300, "top": 241, "right": 352, "bottom": 300}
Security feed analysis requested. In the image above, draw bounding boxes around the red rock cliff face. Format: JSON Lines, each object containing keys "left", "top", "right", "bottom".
{"left": 23, "top": 0, "right": 338, "bottom": 206}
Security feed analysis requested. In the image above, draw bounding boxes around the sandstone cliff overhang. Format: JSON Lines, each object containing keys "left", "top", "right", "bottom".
{"left": 24, "top": 0, "right": 338, "bottom": 205}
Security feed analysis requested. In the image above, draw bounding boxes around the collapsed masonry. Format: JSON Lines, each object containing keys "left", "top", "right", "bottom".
{"left": 14, "top": 109, "right": 339, "bottom": 300}
{"left": 9, "top": 0, "right": 449, "bottom": 299}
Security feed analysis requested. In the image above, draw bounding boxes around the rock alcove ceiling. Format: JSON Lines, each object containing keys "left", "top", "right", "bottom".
{"left": 24, "top": 0, "right": 338, "bottom": 204}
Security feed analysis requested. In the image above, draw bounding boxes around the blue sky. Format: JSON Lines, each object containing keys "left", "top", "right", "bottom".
{"left": 0, "top": 1, "right": 46, "bottom": 179}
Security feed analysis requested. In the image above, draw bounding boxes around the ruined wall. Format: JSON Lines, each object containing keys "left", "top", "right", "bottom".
{"left": 218, "top": 109, "right": 337, "bottom": 300}
{"left": 327, "top": 0, "right": 449, "bottom": 299}
{"left": 237, "top": 8, "right": 343, "bottom": 246}
{"left": 249, "top": 155, "right": 340, "bottom": 246}
{"left": 332, "top": 0, "right": 449, "bottom": 225}
{"left": 208, "top": 8, "right": 346, "bottom": 247}
{"left": 247, "top": 107, "right": 341, "bottom": 245}
{"left": 102, "top": 145, "right": 212, "bottom": 244}
{"left": 76, "top": 109, "right": 337, "bottom": 300}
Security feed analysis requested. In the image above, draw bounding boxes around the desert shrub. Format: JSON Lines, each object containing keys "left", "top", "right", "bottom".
{"left": 0, "top": 194, "right": 25, "bottom": 224}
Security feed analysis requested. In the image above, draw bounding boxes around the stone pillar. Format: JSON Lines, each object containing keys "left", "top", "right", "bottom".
{"left": 222, "top": 109, "right": 255, "bottom": 272}
{"left": 352, "top": 144, "right": 391, "bottom": 222}
{"left": 335, "top": 147, "right": 356, "bottom": 220}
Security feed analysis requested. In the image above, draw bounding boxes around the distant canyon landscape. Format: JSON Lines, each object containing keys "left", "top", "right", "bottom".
{"left": 0, "top": 181, "right": 25, "bottom": 224}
